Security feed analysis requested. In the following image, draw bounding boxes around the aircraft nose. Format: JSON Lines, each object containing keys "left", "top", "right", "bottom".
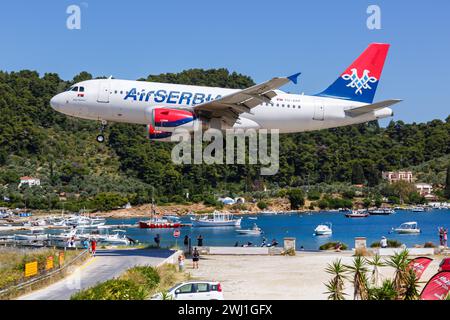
{"left": 50, "top": 94, "right": 63, "bottom": 111}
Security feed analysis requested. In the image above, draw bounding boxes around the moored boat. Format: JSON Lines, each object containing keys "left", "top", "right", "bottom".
{"left": 236, "top": 224, "right": 263, "bottom": 235}
{"left": 314, "top": 223, "right": 332, "bottom": 236}
{"left": 393, "top": 221, "right": 421, "bottom": 234}
{"left": 138, "top": 218, "right": 181, "bottom": 229}
{"left": 191, "top": 211, "right": 241, "bottom": 227}
{"left": 368, "top": 208, "right": 395, "bottom": 215}
{"left": 345, "top": 210, "right": 369, "bottom": 218}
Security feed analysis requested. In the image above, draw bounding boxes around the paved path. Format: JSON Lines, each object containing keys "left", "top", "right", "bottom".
{"left": 18, "top": 248, "right": 174, "bottom": 300}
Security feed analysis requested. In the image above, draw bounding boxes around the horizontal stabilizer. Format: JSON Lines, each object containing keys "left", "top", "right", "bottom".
{"left": 345, "top": 99, "right": 402, "bottom": 117}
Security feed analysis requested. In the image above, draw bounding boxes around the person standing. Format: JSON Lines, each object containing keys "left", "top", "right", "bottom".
{"left": 90, "top": 239, "right": 97, "bottom": 257}
{"left": 439, "top": 227, "right": 444, "bottom": 246}
{"left": 178, "top": 253, "right": 185, "bottom": 272}
{"left": 197, "top": 234, "right": 203, "bottom": 247}
{"left": 154, "top": 234, "right": 161, "bottom": 248}
{"left": 380, "top": 236, "right": 388, "bottom": 248}
{"left": 192, "top": 247, "right": 200, "bottom": 269}
{"left": 444, "top": 228, "right": 448, "bottom": 248}
{"left": 183, "top": 235, "right": 190, "bottom": 251}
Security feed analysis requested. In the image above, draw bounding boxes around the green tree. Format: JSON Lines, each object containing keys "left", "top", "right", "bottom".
{"left": 287, "top": 189, "right": 305, "bottom": 210}
{"left": 351, "top": 163, "right": 365, "bottom": 185}
{"left": 445, "top": 163, "right": 450, "bottom": 199}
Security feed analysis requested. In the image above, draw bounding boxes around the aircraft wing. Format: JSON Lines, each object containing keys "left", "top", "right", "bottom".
{"left": 345, "top": 99, "right": 402, "bottom": 117}
{"left": 193, "top": 73, "right": 301, "bottom": 127}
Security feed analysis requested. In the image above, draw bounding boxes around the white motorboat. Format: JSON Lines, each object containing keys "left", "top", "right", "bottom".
{"left": 248, "top": 217, "right": 258, "bottom": 220}
{"left": 191, "top": 211, "right": 241, "bottom": 227}
{"left": 236, "top": 224, "right": 263, "bottom": 235}
{"left": 411, "top": 207, "right": 426, "bottom": 212}
{"left": 368, "top": 208, "right": 395, "bottom": 215}
{"left": 393, "top": 222, "right": 421, "bottom": 234}
{"left": 14, "top": 229, "right": 49, "bottom": 241}
{"left": 260, "top": 210, "right": 278, "bottom": 215}
{"left": 98, "top": 230, "right": 130, "bottom": 245}
{"left": 314, "top": 223, "right": 333, "bottom": 236}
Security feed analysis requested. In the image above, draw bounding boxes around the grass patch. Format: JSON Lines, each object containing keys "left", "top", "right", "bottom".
{"left": 319, "top": 242, "right": 348, "bottom": 251}
{"left": 370, "top": 239, "right": 403, "bottom": 248}
{"left": 0, "top": 247, "right": 88, "bottom": 299}
{"left": 0, "top": 247, "right": 80, "bottom": 290}
{"left": 70, "top": 263, "right": 190, "bottom": 300}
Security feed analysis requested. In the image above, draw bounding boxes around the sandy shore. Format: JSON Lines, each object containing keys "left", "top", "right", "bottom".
{"left": 187, "top": 252, "right": 442, "bottom": 300}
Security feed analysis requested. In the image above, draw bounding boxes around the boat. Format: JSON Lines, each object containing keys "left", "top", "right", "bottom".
{"left": 139, "top": 217, "right": 181, "bottom": 229}
{"left": 345, "top": 210, "right": 369, "bottom": 218}
{"left": 236, "top": 224, "right": 263, "bottom": 235}
{"left": 191, "top": 211, "right": 241, "bottom": 227}
{"left": 393, "top": 221, "right": 421, "bottom": 234}
{"left": 162, "top": 215, "right": 181, "bottom": 222}
{"left": 247, "top": 217, "right": 258, "bottom": 220}
{"left": 411, "top": 207, "right": 426, "bottom": 212}
{"left": 368, "top": 208, "right": 395, "bottom": 215}
{"left": 14, "top": 229, "right": 49, "bottom": 241}
{"left": 314, "top": 223, "right": 332, "bottom": 236}
{"left": 97, "top": 230, "right": 131, "bottom": 245}
{"left": 260, "top": 210, "right": 278, "bottom": 215}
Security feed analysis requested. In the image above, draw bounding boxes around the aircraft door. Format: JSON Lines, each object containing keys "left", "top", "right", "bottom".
{"left": 313, "top": 99, "right": 325, "bottom": 121}
{"left": 97, "top": 79, "right": 111, "bottom": 103}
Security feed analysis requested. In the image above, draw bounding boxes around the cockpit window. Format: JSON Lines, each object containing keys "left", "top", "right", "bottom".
{"left": 72, "top": 86, "right": 79, "bottom": 92}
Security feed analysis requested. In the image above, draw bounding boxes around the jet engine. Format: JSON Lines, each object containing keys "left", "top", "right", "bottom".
{"left": 146, "top": 124, "right": 173, "bottom": 142}
{"left": 150, "top": 108, "right": 199, "bottom": 132}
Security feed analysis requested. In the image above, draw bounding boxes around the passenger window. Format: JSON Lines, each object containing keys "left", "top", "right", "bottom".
{"left": 79, "top": 87, "right": 85, "bottom": 92}
{"left": 178, "top": 284, "right": 193, "bottom": 294}
{"left": 276, "top": 104, "right": 279, "bottom": 107}
{"left": 196, "top": 284, "right": 209, "bottom": 292}
{"left": 115, "top": 90, "right": 118, "bottom": 94}
{"left": 120, "top": 91, "right": 123, "bottom": 94}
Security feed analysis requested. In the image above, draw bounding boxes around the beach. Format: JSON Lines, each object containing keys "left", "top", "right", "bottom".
{"left": 188, "top": 252, "right": 443, "bottom": 300}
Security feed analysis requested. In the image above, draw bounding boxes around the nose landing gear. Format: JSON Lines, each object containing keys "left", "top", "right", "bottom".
{"left": 96, "top": 120, "right": 108, "bottom": 143}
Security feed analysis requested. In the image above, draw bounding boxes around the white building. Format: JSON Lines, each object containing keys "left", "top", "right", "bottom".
{"left": 218, "top": 197, "right": 236, "bottom": 205}
{"left": 382, "top": 171, "right": 414, "bottom": 183}
{"left": 19, "top": 176, "right": 41, "bottom": 188}
{"left": 415, "top": 183, "right": 433, "bottom": 196}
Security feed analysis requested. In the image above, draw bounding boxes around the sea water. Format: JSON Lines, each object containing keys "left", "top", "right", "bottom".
{"left": 107, "top": 209, "right": 450, "bottom": 250}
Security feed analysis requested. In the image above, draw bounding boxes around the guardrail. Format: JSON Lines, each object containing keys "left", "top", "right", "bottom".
{"left": 0, "top": 249, "right": 89, "bottom": 298}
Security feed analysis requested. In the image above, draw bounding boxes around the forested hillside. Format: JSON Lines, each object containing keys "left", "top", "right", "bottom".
{"left": 0, "top": 69, "right": 449, "bottom": 211}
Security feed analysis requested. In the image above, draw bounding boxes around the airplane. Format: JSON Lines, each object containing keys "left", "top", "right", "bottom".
{"left": 50, "top": 43, "right": 401, "bottom": 143}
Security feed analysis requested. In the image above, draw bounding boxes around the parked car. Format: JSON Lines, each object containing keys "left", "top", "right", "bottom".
{"left": 151, "top": 281, "right": 224, "bottom": 300}
{"left": 438, "top": 257, "right": 450, "bottom": 272}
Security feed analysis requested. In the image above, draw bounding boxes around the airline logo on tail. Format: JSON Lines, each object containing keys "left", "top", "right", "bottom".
{"left": 342, "top": 68, "right": 378, "bottom": 95}
{"left": 317, "top": 43, "right": 390, "bottom": 104}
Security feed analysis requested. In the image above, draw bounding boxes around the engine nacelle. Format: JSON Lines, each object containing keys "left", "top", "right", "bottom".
{"left": 146, "top": 124, "right": 173, "bottom": 142}
{"left": 151, "top": 108, "right": 199, "bottom": 132}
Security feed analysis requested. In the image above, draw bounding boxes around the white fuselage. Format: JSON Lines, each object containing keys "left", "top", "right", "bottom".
{"left": 50, "top": 79, "right": 393, "bottom": 134}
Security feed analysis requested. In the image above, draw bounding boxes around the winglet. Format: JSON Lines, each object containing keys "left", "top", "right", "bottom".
{"left": 287, "top": 72, "right": 301, "bottom": 84}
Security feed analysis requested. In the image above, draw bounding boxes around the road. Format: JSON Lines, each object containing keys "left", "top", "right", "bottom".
{"left": 18, "top": 248, "right": 174, "bottom": 300}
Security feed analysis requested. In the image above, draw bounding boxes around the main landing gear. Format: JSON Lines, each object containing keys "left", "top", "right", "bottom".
{"left": 96, "top": 120, "right": 107, "bottom": 143}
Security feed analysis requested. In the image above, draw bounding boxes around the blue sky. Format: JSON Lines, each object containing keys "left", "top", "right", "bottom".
{"left": 0, "top": 0, "right": 449, "bottom": 124}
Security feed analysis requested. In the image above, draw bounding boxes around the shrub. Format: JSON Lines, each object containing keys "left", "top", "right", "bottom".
{"left": 170, "top": 195, "right": 186, "bottom": 204}
{"left": 257, "top": 201, "right": 268, "bottom": 210}
{"left": 307, "top": 190, "right": 321, "bottom": 201}
{"left": 123, "top": 266, "right": 160, "bottom": 290}
{"left": 424, "top": 242, "right": 436, "bottom": 248}
{"left": 370, "top": 239, "right": 403, "bottom": 248}
{"left": 319, "top": 242, "right": 348, "bottom": 251}
{"left": 287, "top": 189, "right": 305, "bottom": 209}
{"left": 70, "top": 279, "right": 147, "bottom": 300}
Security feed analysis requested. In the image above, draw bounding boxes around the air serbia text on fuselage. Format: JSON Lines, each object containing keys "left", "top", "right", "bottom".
{"left": 124, "top": 88, "right": 222, "bottom": 106}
